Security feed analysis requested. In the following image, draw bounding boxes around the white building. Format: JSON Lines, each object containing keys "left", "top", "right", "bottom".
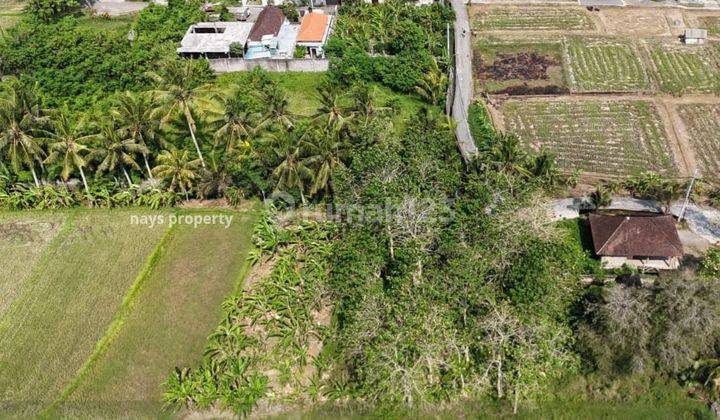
{"left": 684, "top": 29, "right": 708, "bottom": 45}
{"left": 177, "top": 21, "right": 254, "bottom": 58}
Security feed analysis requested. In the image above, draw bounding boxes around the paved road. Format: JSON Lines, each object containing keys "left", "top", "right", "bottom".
{"left": 450, "top": 0, "right": 478, "bottom": 162}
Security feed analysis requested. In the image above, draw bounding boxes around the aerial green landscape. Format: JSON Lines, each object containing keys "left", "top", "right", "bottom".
{"left": 1, "top": 0, "right": 720, "bottom": 419}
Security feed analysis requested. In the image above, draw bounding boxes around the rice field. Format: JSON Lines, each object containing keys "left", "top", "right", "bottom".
{"left": 676, "top": 104, "right": 720, "bottom": 181}
{"left": 0, "top": 209, "right": 257, "bottom": 417}
{"left": 471, "top": 6, "right": 595, "bottom": 31}
{"left": 0, "top": 210, "right": 169, "bottom": 417}
{"left": 564, "top": 37, "right": 651, "bottom": 93}
{"left": 0, "top": 212, "right": 65, "bottom": 320}
{"left": 56, "top": 212, "right": 256, "bottom": 418}
{"left": 501, "top": 99, "right": 678, "bottom": 176}
{"left": 646, "top": 43, "right": 720, "bottom": 95}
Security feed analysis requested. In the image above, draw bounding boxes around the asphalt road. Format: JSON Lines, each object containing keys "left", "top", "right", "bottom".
{"left": 450, "top": 0, "right": 479, "bottom": 162}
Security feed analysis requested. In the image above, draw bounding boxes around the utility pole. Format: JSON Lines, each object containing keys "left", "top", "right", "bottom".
{"left": 679, "top": 168, "right": 699, "bottom": 222}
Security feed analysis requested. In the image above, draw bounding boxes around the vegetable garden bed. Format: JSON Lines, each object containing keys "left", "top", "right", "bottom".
{"left": 501, "top": 99, "right": 678, "bottom": 177}
{"left": 677, "top": 103, "right": 720, "bottom": 181}
{"left": 472, "top": 6, "right": 595, "bottom": 31}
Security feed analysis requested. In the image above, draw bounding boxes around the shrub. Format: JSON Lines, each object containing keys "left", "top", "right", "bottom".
{"left": 700, "top": 248, "right": 720, "bottom": 278}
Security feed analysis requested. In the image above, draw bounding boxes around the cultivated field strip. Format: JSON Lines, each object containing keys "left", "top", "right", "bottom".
{"left": 565, "top": 37, "right": 651, "bottom": 93}
{"left": 0, "top": 213, "right": 65, "bottom": 320}
{"left": 502, "top": 99, "right": 678, "bottom": 176}
{"left": 677, "top": 104, "right": 720, "bottom": 181}
{"left": 646, "top": 42, "right": 720, "bottom": 95}
{"left": 0, "top": 210, "right": 169, "bottom": 417}
{"left": 57, "top": 213, "right": 256, "bottom": 418}
{"left": 472, "top": 6, "right": 595, "bottom": 31}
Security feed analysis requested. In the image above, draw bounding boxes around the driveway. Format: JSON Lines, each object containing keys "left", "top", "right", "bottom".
{"left": 450, "top": 0, "right": 478, "bottom": 162}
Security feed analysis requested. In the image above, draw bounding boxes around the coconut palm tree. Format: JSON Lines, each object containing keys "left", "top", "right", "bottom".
{"left": 152, "top": 148, "right": 202, "bottom": 200}
{"left": 271, "top": 132, "right": 313, "bottom": 205}
{"left": 112, "top": 91, "right": 160, "bottom": 179}
{"left": 93, "top": 122, "right": 147, "bottom": 186}
{"left": 414, "top": 59, "right": 447, "bottom": 106}
{"left": 302, "top": 128, "right": 344, "bottom": 197}
{"left": 206, "top": 89, "right": 257, "bottom": 157}
{"left": 259, "top": 86, "right": 295, "bottom": 130}
{"left": 312, "top": 89, "right": 355, "bottom": 133}
{"left": 0, "top": 77, "right": 47, "bottom": 186}
{"left": 148, "top": 59, "right": 212, "bottom": 167}
{"left": 42, "top": 109, "right": 94, "bottom": 193}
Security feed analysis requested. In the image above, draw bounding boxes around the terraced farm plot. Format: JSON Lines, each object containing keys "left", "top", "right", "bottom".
{"left": 646, "top": 43, "right": 720, "bottom": 95}
{"left": 677, "top": 104, "right": 720, "bottom": 181}
{"left": 502, "top": 99, "right": 678, "bottom": 176}
{"left": 0, "top": 210, "right": 169, "bottom": 417}
{"left": 0, "top": 212, "right": 64, "bottom": 319}
{"left": 471, "top": 6, "right": 595, "bottom": 31}
{"left": 565, "top": 37, "right": 651, "bottom": 92}
{"left": 698, "top": 16, "right": 720, "bottom": 36}
{"left": 473, "top": 40, "right": 568, "bottom": 94}
{"left": 56, "top": 212, "right": 256, "bottom": 418}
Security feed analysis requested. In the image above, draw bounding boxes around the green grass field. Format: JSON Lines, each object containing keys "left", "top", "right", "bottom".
{"left": 647, "top": 43, "right": 720, "bottom": 95}
{"left": 565, "top": 37, "right": 651, "bottom": 92}
{"left": 56, "top": 211, "right": 256, "bottom": 418}
{"left": 0, "top": 209, "right": 257, "bottom": 417}
{"left": 502, "top": 99, "right": 677, "bottom": 177}
{"left": 472, "top": 6, "right": 594, "bottom": 31}
{"left": 0, "top": 212, "right": 65, "bottom": 319}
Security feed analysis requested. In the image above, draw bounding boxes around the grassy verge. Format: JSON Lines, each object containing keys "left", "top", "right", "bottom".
{"left": 0, "top": 209, "right": 170, "bottom": 417}
{"left": 53, "top": 210, "right": 257, "bottom": 418}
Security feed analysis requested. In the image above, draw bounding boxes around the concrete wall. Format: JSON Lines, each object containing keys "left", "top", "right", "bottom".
{"left": 208, "top": 58, "right": 329, "bottom": 73}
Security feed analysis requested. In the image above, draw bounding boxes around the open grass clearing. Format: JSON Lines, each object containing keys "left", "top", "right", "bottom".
{"left": 646, "top": 42, "right": 720, "bottom": 95}
{"left": 501, "top": 98, "right": 678, "bottom": 177}
{"left": 676, "top": 103, "right": 720, "bottom": 182}
{"left": 74, "top": 15, "right": 136, "bottom": 31}
{"left": 564, "top": 37, "right": 651, "bottom": 93}
{"left": 471, "top": 5, "right": 595, "bottom": 32}
{"left": 53, "top": 211, "right": 256, "bottom": 418}
{"left": 0, "top": 210, "right": 169, "bottom": 417}
{"left": 473, "top": 38, "right": 567, "bottom": 94}
{"left": 0, "top": 212, "right": 65, "bottom": 320}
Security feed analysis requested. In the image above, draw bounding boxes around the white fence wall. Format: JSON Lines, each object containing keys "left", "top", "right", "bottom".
{"left": 208, "top": 58, "right": 329, "bottom": 73}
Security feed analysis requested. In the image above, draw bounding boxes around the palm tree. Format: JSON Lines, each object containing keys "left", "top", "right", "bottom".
{"left": 302, "top": 128, "right": 344, "bottom": 197}
{"left": 148, "top": 59, "right": 212, "bottom": 167}
{"left": 152, "top": 148, "right": 202, "bottom": 199}
{"left": 414, "top": 59, "right": 448, "bottom": 106}
{"left": 312, "top": 89, "right": 355, "bottom": 133}
{"left": 259, "top": 87, "right": 295, "bottom": 130}
{"left": 93, "top": 122, "right": 147, "bottom": 186}
{"left": 112, "top": 91, "right": 160, "bottom": 179}
{"left": 271, "top": 132, "right": 313, "bottom": 205}
{"left": 206, "top": 89, "right": 257, "bottom": 157}
{"left": 483, "top": 133, "right": 531, "bottom": 178}
{"left": 0, "top": 78, "right": 47, "bottom": 186}
{"left": 42, "top": 109, "right": 94, "bottom": 193}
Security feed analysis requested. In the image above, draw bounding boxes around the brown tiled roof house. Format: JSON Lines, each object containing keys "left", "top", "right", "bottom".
{"left": 248, "top": 6, "right": 285, "bottom": 42}
{"left": 589, "top": 212, "right": 683, "bottom": 270}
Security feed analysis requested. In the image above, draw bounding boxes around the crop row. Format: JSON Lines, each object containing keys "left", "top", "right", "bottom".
{"left": 677, "top": 104, "right": 720, "bottom": 180}
{"left": 564, "top": 37, "right": 651, "bottom": 92}
{"left": 502, "top": 100, "right": 677, "bottom": 176}
{"left": 648, "top": 43, "right": 720, "bottom": 95}
{"left": 472, "top": 7, "right": 595, "bottom": 31}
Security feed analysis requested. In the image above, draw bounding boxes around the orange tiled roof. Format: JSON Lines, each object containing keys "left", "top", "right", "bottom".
{"left": 297, "top": 13, "right": 329, "bottom": 43}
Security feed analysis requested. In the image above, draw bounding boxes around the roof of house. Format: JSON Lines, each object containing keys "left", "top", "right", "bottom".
{"left": 177, "top": 22, "right": 254, "bottom": 54}
{"left": 685, "top": 28, "right": 708, "bottom": 39}
{"left": 297, "top": 12, "right": 331, "bottom": 43}
{"left": 248, "top": 6, "right": 285, "bottom": 42}
{"left": 589, "top": 213, "right": 683, "bottom": 258}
